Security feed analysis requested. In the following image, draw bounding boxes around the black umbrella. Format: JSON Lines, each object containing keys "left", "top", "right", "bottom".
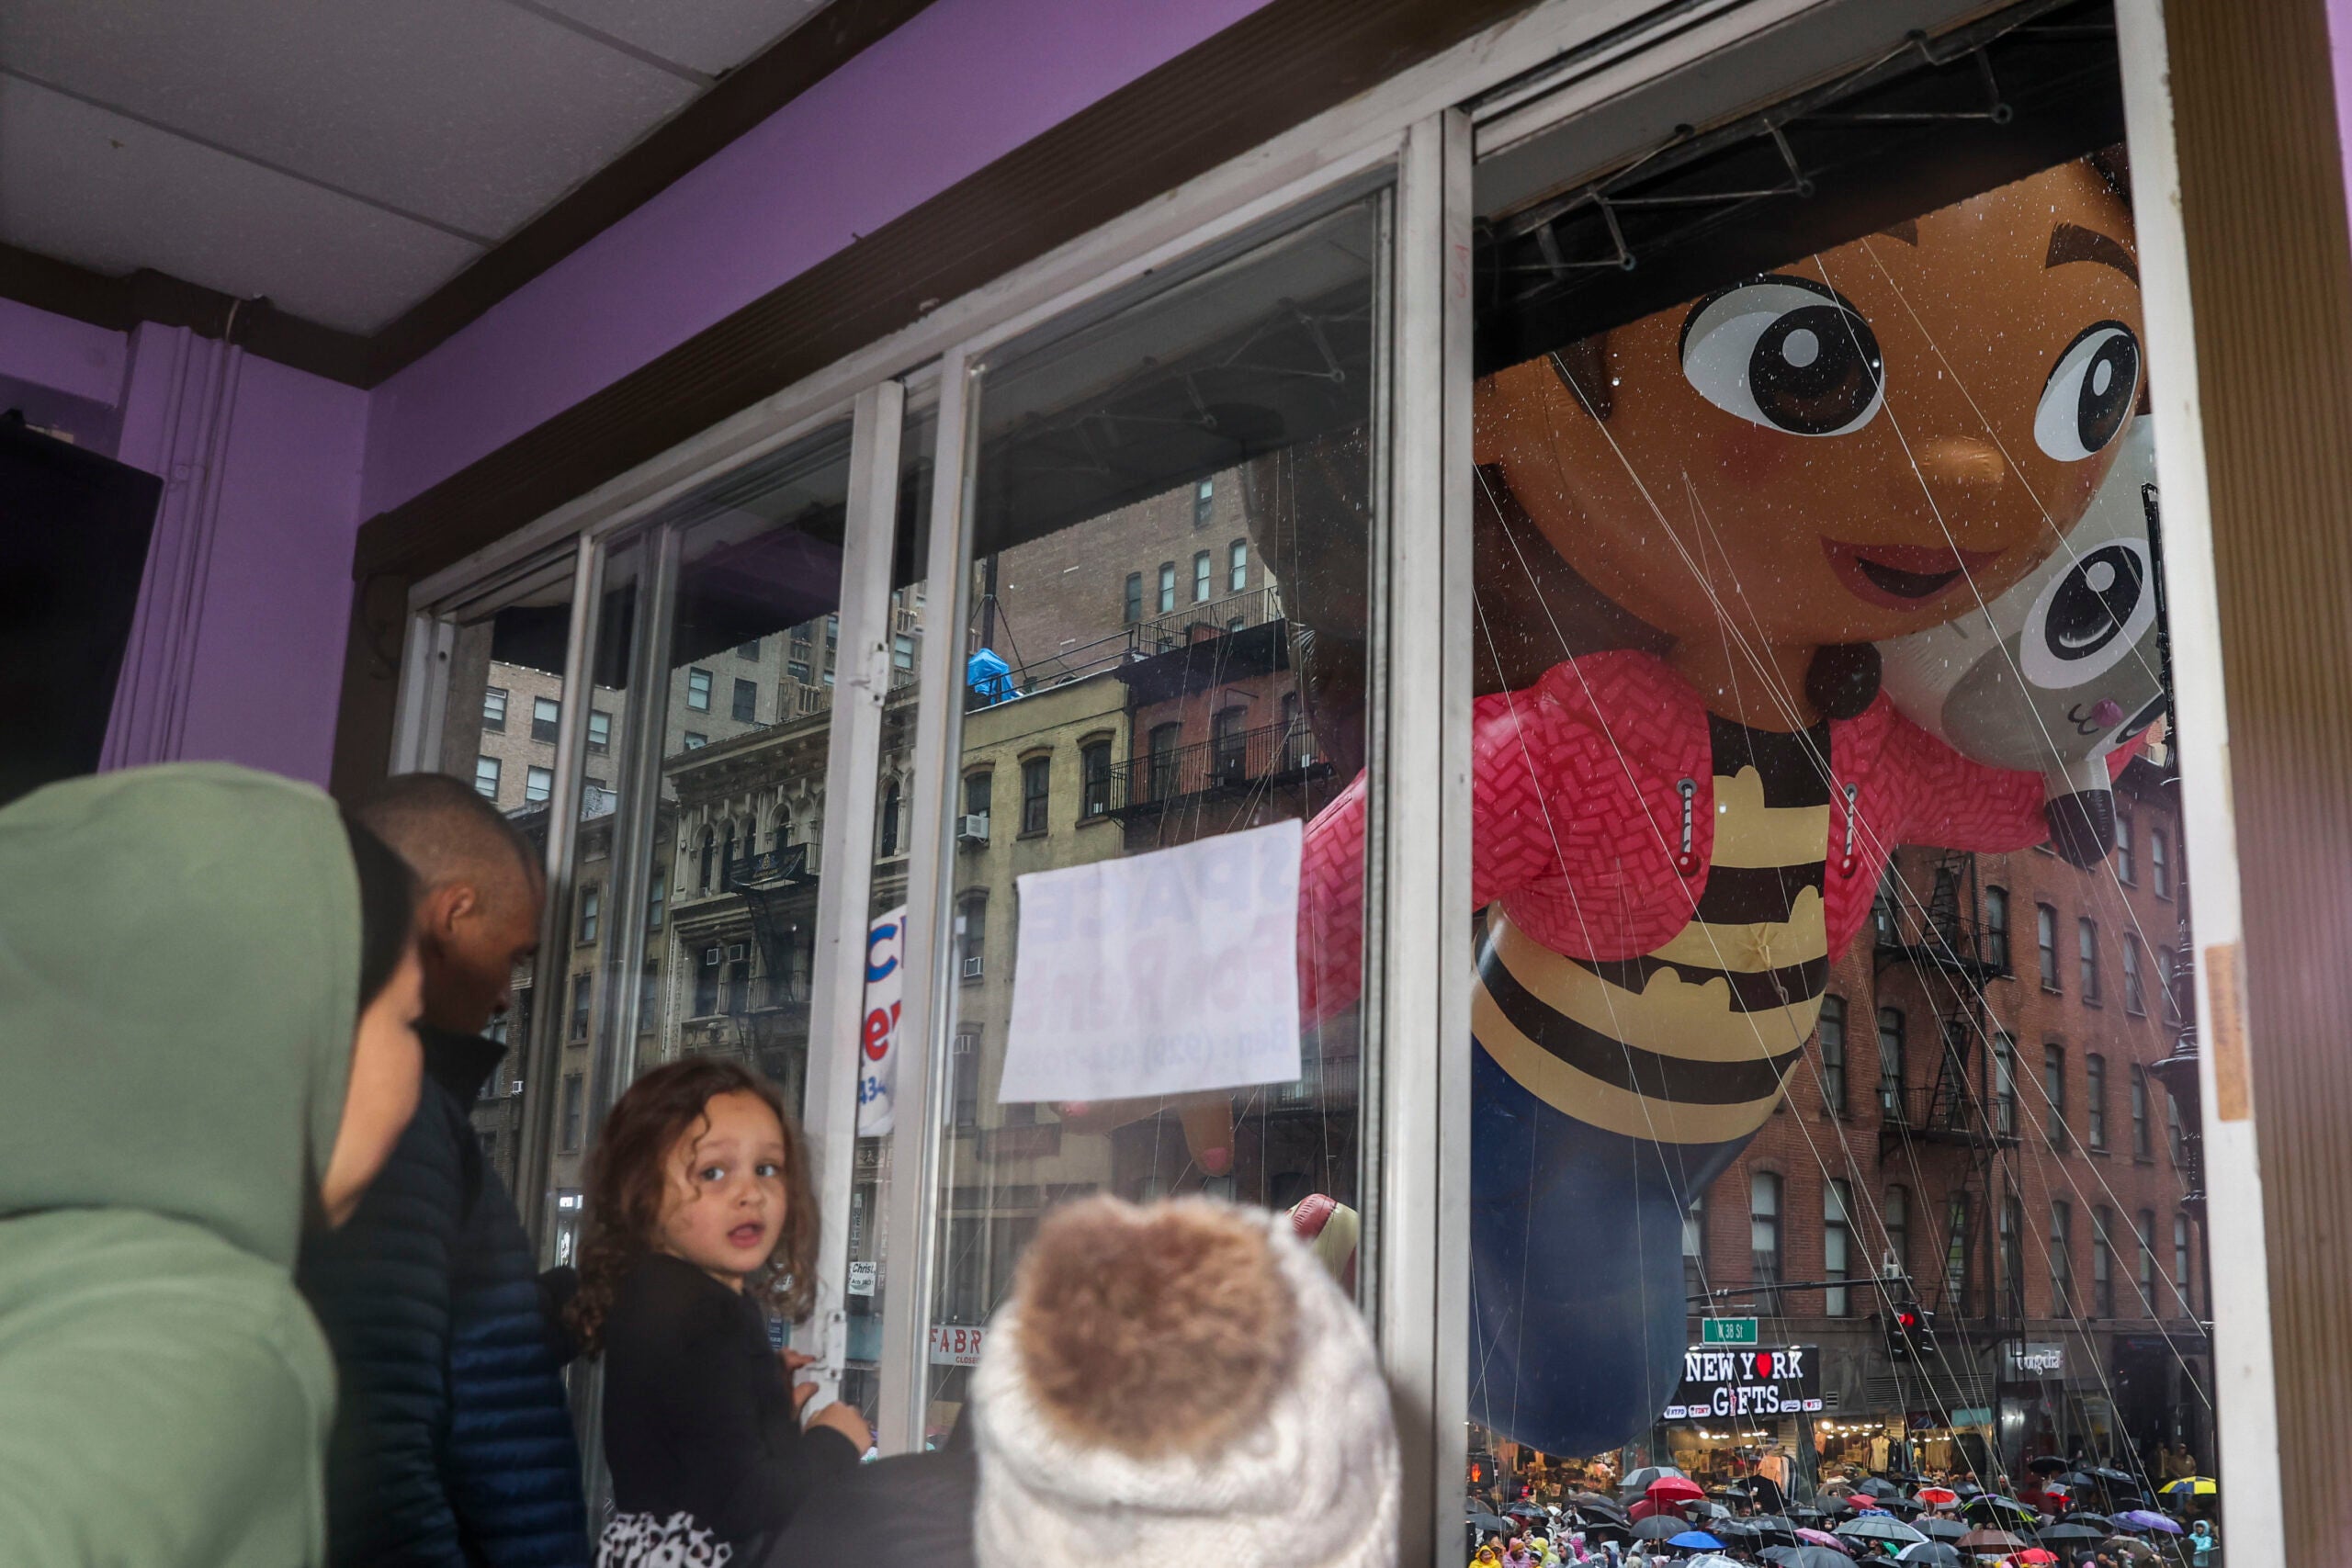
{"left": 1468, "top": 1510, "right": 1512, "bottom": 1534}
{"left": 2052, "top": 1470, "right": 2098, "bottom": 1487}
{"left": 1858, "top": 1478, "right": 1902, "bottom": 1498}
{"left": 1577, "top": 1518, "right": 1632, "bottom": 1542}
{"left": 1895, "top": 1543, "right": 1963, "bottom": 1567}
{"left": 1790, "top": 1506, "right": 1826, "bottom": 1521}
{"left": 2064, "top": 1511, "right": 2114, "bottom": 1529}
{"left": 1877, "top": 1496, "right": 1924, "bottom": 1516}
{"left": 2093, "top": 1466, "right": 2142, "bottom": 1485}
{"left": 1917, "top": 1518, "right": 1971, "bottom": 1541}
{"left": 1962, "top": 1495, "right": 2038, "bottom": 1523}
{"left": 2029, "top": 1455, "right": 2070, "bottom": 1475}
{"left": 1566, "top": 1492, "right": 1627, "bottom": 1517}
{"left": 2041, "top": 1521, "right": 2109, "bottom": 1542}
{"left": 1632, "top": 1516, "right": 1692, "bottom": 1540}
{"left": 1762, "top": 1548, "right": 1858, "bottom": 1568}
{"left": 1507, "top": 1503, "right": 1548, "bottom": 1519}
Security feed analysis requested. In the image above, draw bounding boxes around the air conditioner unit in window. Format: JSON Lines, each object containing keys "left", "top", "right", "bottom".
{"left": 703, "top": 946, "right": 722, "bottom": 965}
{"left": 727, "top": 943, "right": 749, "bottom": 963}
{"left": 956, "top": 813, "right": 989, "bottom": 847}
{"left": 961, "top": 955, "right": 984, "bottom": 979}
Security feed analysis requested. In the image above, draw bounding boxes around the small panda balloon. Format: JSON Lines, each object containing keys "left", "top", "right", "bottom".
{"left": 1878, "top": 415, "right": 2166, "bottom": 863}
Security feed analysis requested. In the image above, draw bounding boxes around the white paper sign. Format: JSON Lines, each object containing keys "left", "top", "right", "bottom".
{"left": 997, "top": 819, "right": 1301, "bottom": 1103}
{"left": 856, "top": 907, "right": 906, "bottom": 1136}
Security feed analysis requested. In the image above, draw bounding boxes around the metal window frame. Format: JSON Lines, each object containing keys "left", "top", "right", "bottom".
{"left": 372, "top": 0, "right": 2270, "bottom": 1555}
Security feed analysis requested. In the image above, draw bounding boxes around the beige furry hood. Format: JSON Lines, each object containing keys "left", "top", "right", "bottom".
{"left": 970, "top": 1196, "right": 1398, "bottom": 1568}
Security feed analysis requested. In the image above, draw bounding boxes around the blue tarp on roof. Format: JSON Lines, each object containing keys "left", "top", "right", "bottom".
{"left": 967, "top": 647, "right": 1014, "bottom": 705}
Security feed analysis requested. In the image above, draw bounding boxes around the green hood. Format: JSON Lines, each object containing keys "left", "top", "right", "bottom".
{"left": 0, "top": 763, "right": 359, "bottom": 1269}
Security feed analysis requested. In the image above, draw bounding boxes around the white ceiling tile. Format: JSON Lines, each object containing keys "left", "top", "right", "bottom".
{"left": 524, "top": 0, "right": 831, "bottom": 78}
{"left": 0, "top": 0, "right": 699, "bottom": 240}
{"left": 0, "top": 77, "right": 484, "bottom": 334}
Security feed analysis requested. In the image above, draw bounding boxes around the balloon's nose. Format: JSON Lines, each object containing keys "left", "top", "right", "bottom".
{"left": 2092, "top": 698, "right": 2125, "bottom": 727}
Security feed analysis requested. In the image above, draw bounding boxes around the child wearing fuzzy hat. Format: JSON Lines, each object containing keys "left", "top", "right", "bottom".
{"left": 969, "top": 1193, "right": 1399, "bottom": 1568}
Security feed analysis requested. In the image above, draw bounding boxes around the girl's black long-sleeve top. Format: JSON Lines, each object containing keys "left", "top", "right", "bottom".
{"left": 599, "top": 1254, "right": 859, "bottom": 1557}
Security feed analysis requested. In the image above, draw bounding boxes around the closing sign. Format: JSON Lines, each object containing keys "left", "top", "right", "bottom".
{"left": 1662, "top": 1344, "right": 1823, "bottom": 1419}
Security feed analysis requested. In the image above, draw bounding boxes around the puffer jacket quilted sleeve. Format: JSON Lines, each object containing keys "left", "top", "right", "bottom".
{"left": 298, "top": 1032, "right": 589, "bottom": 1568}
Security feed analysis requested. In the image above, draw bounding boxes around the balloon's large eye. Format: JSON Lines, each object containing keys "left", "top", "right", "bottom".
{"left": 1679, "top": 276, "right": 1885, "bottom": 436}
{"left": 2034, "top": 321, "right": 2140, "bottom": 461}
{"left": 2019, "top": 539, "right": 2158, "bottom": 690}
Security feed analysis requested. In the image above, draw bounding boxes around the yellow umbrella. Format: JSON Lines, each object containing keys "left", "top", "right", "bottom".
{"left": 2161, "top": 1477, "right": 2218, "bottom": 1498}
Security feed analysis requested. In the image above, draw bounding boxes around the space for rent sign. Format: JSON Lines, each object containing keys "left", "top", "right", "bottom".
{"left": 1662, "top": 1345, "right": 1823, "bottom": 1419}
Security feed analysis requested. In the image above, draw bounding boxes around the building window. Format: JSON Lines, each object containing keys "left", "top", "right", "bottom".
{"left": 1193, "top": 549, "right": 1212, "bottom": 603}
{"left": 2044, "top": 1043, "right": 2066, "bottom": 1143}
{"left": 531, "top": 694, "right": 560, "bottom": 742}
{"left": 1945, "top": 1192, "right": 1972, "bottom": 1310}
{"left": 2051, "top": 1201, "right": 2075, "bottom": 1315}
{"left": 2000, "top": 1195, "right": 2025, "bottom": 1318}
{"left": 2132, "top": 1065, "right": 2153, "bottom": 1158}
{"left": 1824, "top": 1179, "right": 1854, "bottom": 1316}
{"left": 1876, "top": 1007, "right": 1905, "bottom": 1117}
{"left": 1123, "top": 571, "right": 1143, "bottom": 623}
{"left": 2116, "top": 814, "right": 2135, "bottom": 884}
{"left": 1993, "top": 1032, "right": 2017, "bottom": 1137}
{"left": 576, "top": 883, "right": 600, "bottom": 945}
{"left": 579, "top": 710, "right": 609, "bottom": 757}
{"left": 569, "top": 972, "right": 592, "bottom": 1042}
{"left": 879, "top": 782, "right": 901, "bottom": 858}
{"left": 2093, "top": 1205, "right": 2116, "bottom": 1317}
{"left": 1021, "top": 756, "right": 1050, "bottom": 835}
{"left": 683, "top": 732, "right": 707, "bottom": 750}
{"left": 1749, "top": 1171, "right": 1783, "bottom": 1312}
{"left": 788, "top": 660, "right": 812, "bottom": 685}
{"left": 1148, "top": 723, "right": 1182, "bottom": 800}
{"left": 1984, "top": 886, "right": 2009, "bottom": 971}
{"left": 2152, "top": 828, "right": 2171, "bottom": 897}
{"left": 958, "top": 892, "right": 988, "bottom": 980}
{"left": 965, "top": 770, "right": 992, "bottom": 821}
{"left": 474, "top": 754, "right": 502, "bottom": 800}
{"left": 1193, "top": 476, "right": 1215, "bottom": 526}
{"left": 1229, "top": 537, "right": 1249, "bottom": 592}
{"left": 695, "top": 946, "right": 720, "bottom": 1016}
{"left": 1212, "top": 705, "right": 1249, "bottom": 780}
{"left": 2078, "top": 918, "right": 2101, "bottom": 1001}
{"left": 2123, "top": 934, "right": 2145, "bottom": 1015}
{"left": 1157, "top": 561, "right": 1176, "bottom": 613}
{"left": 482, "top": 686, "right": 508, "bottom": 732}
{"left": 1682, "top": 1190, "right": 1708, "bottom": 1303}
{"left": 686, "top": 667, "right": 713, "bottom": 711}
{"left": 1818, "top": 996, "right": 1847, "bottom": 1114}
{"left": 2037, "top": 904, "right": 2060, "bottom": 990}
{"left": 1080, "top": 741, "right": 1111, "bottom": 818}
{"left": 698, "top": 827, "right": 716, "bottom": 893}
{"left": 894, "top": 634, "right": 916, "bottom": 671}
{"left": 1884, "top": 1184, "right": 1909, "bottom": 1279}
{"left": 2137, "top": 1209, "right": 2158, "bottom": 1309}
{"left": 732, "top": 678, "right": 758, "bottom": 724}
{"left": 525, "top": 765, "right": 554, "bottom": 806}
{"left": 561, "top": 1072, "right": 585, "bottom": 1152}
{"left": 2086, "top": 1053, "right": 2108, "bottom": 1150}
{"left": 1873, "top": 867, "right": 1900, "bottom": 946}
{"left": 825, "top": 614, "right": 838, "bottom": 651}
{"left": 647, "top": 869, "right": 665, "bottom": 931}
{"left": 2166, "top": 1084, "right": 2186, "bottom": 1165}
{"left": 2172, "top": 1213, "right": 2193, "bottom": 1314}
{"left": 736, "top": 637, "right": 762, "bottom": 660}
{"left": 952, "top": 1030, "right": 981, "bottom": 1129}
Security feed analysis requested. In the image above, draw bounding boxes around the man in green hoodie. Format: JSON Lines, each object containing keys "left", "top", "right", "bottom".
{"left": 0, "top": 764, "right": 426, "bottom": 1565}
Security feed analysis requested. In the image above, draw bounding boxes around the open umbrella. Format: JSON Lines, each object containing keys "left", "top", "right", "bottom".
{"left": 2102, "top": 1535, "right": 2162, "bottom": 1560}
{"left": 1857, "top": 1478, "right": 1902, "bottom": 1498}
{"left": 1468, "top": 1510, "right": 1512, "bottom": 1535}
{"left": 1683, "top": 1556, "right": 1745, "bottom": 1568}
{"left": 2114, "top": 1509, "right": 2184, "bottom": 1535}
{"left": 2161, "top": 1476, "right": 2218, "bottom": 1499}
{"left": 1961, "top": 1495, "right": 2037, "bottom": 1525}
{"left": 1877, "top": 1496, "right": 1925, "bottom": 1517}
{"left": 1762, "top": 1548, "right": 1856, "bottom": 1568}
{"left": 1915, "top": 1486, "right": 1959, "bottom": 1507}
{"left": 1838, "top": 1516, "right": 1927, "bottom": 1547}
{"left": 2064, "top": 1511, "right": 2113, "bottom": 1529}
{"left": 2016, "top": 1551, "right": 2058, "bottom": 1566}
{"left": 1751, "top": 1514, "right": 1799, "bottom": 1537}
{"left": 2028, "top": 1455, "right": 2069, "bottom": 1475}
{"left": 2052, "top": 1470, "right": 2098, "bottom": 1488}
{"left": 1507, "top": 1503, "right": 1548, "bottom": 1520}
{"left": 1955, "top": 1529, "right": 2027, "bottom": 1552}
{"left": 1566, "top": 1491, "right": 1623, "bottom": 1512}
{"left": 1916, "top": 1518, "right": 1970, "bottom": 1540}
{"left": 2038, "top": 1521, "right": 2107, "bottom": 1544}
{"left": 1795, "top": 1527, "right": 1853, "bottom": 1551}
{"left": 1648, "top": 1475, "right": 1707, "bottom": 1505}
{"left": 1632, "top": 1517, "right": 1690, "bottom": 1541}
{"left": 1668, "top": 1531, "right": 1727, "bottom": 1551}
{"left": 1894, "top": 1545, "right": 1962, "bottom": 1567}
{"left": 1620, "top": 1466, "right": 1687, "bottom": 1495}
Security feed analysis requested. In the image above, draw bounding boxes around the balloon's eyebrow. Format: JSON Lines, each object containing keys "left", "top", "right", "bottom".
{"left": 1874, "top": 220, "right": 1918, "bottom": 246}
{"left": 2045, "top": 221, "right": 2139, "bottom": 286}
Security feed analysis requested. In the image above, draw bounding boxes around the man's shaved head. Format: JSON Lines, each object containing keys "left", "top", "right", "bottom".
{"left": 356, "top": 773, "right": 544, "bottom": 1034}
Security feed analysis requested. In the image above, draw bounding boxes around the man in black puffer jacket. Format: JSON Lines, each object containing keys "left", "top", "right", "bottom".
{"left": 299, "top": 774, "right": 588, "bottom": 1567}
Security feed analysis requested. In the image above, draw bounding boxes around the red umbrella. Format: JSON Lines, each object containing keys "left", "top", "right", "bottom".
{"left": 1647, "top": 1476, "right": 1707, "bottom": 1504}
{"left": 2017, "top": 1551, "right": 2059, "bottom": 1565}
{"left": 1916, "top": 1486, "right": 1959, "bottom": 1507}
{"left": 1627, "top": 1499, "right": 1685, "bottom": 1523}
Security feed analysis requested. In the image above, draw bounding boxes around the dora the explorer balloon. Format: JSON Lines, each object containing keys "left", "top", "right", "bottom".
{"left": 1295, "top": 158, "right": 2147, "bottom": 1456}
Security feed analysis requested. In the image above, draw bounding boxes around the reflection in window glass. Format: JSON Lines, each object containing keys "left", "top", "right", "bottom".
{"left": 1460, "top": 36, "right": 2200, "bottom": 1495}
{"left": 525, "top": 765, "right": 553, "bottom": 805}
{"left": 925, "top": 194, "right": 1380, "bottom": 1443}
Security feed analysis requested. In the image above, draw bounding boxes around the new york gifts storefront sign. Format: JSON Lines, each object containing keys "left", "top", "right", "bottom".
{"left": 1663, "top": 1346, "right": 1824, "bottom": 1420}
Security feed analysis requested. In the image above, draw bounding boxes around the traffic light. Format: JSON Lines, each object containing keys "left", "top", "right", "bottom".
{"left": 1885, "top": 1299, "right": 1936, "bottom": 1360}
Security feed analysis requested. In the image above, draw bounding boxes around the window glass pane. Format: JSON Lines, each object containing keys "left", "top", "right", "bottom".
{"left": 1461, "top": 20, "right": 2209, "bottom": 1494}
{"left": 926, "top": 194, "right": 1381, "bottom": 1442}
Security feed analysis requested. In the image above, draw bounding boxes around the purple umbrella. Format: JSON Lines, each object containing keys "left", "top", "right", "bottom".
{"left": 2115, "top": 1509, "right": 2184, "bottom": 1536}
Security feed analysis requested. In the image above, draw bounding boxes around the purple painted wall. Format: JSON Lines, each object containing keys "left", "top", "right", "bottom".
{"left": 362, "top": 0, "right": 1272, "bottom": 517}
{"left": 5, "top": 0, "right": 1270, "bottom": 784}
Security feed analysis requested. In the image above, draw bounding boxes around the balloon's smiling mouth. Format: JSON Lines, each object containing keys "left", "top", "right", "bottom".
{"left": 1821, "top": 539, "right": 2002, "bottom": 610}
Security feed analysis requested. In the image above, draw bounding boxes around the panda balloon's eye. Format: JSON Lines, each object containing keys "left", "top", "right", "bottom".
{"left": 1679, "top": 277, "right": 1885, "bottom": 437}
{"left": 2034, "top": 321, "right": 2140, "bottom": 461}
{"left": 2020, "top": 539, "right": 2159, "bottom": 691}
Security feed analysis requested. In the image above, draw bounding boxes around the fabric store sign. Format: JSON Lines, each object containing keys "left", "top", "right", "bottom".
{"left": 2004, "top": 1340, "right": 2066, "bottom": 1378}
{"left": 931, "top": 1324, "right": 987, "bottom": 1367}
{"left": 1662, "top": 1345, "right": 1822, "bottom": 1419}
{"left": 998, "top": 820, "right": 1301, "bottom": 1102}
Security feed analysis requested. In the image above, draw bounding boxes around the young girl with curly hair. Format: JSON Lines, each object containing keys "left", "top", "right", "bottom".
{"left": 567, "top": 1059, "right": 868, "bottom": 1566}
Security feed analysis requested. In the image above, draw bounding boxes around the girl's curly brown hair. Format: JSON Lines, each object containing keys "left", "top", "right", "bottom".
{"left": 565, "top": 1057, "right": 819, "bottom": 1357}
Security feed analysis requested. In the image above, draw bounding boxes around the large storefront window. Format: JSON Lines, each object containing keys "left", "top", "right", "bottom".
{"left": 921, "top": 192, "right": 1384, "bottom": 1443}
{"left": 1459, "top": 0, "right": 2214, "bottom": 1536}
